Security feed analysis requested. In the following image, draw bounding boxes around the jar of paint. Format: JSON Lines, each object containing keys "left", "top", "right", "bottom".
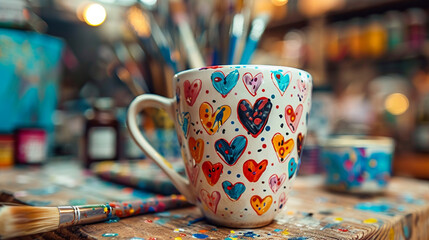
{"left": 15, "top": 128, "right": 47, "bottom": 165}
{"left": 0, "top": 134, "right": 14, "bottom": 167}
{"left": 321, "top": 136, "right": 395, "bottom": 194}
{"left": 83, "top": 98, "right": 120, "bottom": 168}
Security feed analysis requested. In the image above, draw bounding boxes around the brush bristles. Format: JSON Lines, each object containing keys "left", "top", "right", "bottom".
{"left": 0, "top": 206, "right": 59, "bottom": 239}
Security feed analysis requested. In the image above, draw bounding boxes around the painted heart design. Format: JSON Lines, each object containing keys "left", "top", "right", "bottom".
{"left": 199, "top": 102, "right": 231, "bottom": 135}
{"left": 222, "top": 181, "right": 246, "bottom": 201}
{"left": 185, "top": 163, "right": 199, "bottom": 186}
{"left": 297, "top": 133, "right": 304, "bottom": 159}
{"left": 202, "top": 161, "right": 223, "bottom": 186}
{"left": 177, "top": 112, "right": 190, "bottom": 138}
{"left": 200, "top": 189, "right": 221, "bottom": 214}
{"left": 211, "top": 70, "right": 239, "bottom": 97}
{"left": 268, "top": 174, "right": 286, "bottom": 193}
{"left": 243, "top": 159, "right": 268, "bottom": 182}
{"left": 278, "top": 192, "right": 287, "bottom": 209}
{"left": 271, "top": 133, "right": 294, "bottom": 163}
{"left": 271, "top": 70, "right": 291, "bottom": 95}
{"left": 285, "top": 104, "right": 303, "bottom": 133}
{"left": 242, "top": 72, "right": 263, "bottom": 96}
{"left": 184, "top": 79, "right": 202, "bottom": 106}
{"left": 215, "top": 135, "right": 247, "bottom": 166}
{"left": 297, "top": 72, "right": 310, "bottom": 102}
{"left": 237, "top": 97, "right": 272, "bottom": 137}
{"left": 188, "top": 137, "right": 204, "bottom": 164}
{"left": 250, "top": 195, "right": 273, "bottom": 216}
{"left": 288, "top": 158, "right": 297, "bottom": 179}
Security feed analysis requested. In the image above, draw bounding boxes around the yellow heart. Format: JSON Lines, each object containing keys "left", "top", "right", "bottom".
{"left": 271, "top": 133, "right": 294, "bottom": 163}
{"left": 250, "top": 195, "right": 273, "bottom": 215}
{"left": 199, "top": 102, "right": 231, "bottom": 135}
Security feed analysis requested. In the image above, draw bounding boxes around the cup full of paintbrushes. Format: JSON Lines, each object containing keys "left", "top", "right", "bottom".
{"left": 0, "top": 196, "right": 188, "bottom": 239}
{"left": 127, "top": 65, "right": 313, "bottom": 227}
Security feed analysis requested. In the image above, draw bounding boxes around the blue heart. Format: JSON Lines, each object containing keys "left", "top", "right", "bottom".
{"left": 272, "top": 70, "right": 290, "bottom": 92}
{"left": 288, "top": 158, "right": 297, "bottom": 179}
{"left": 177, "top": 112, "right": 190, "bottom": 138}
{"left": 222, "top": 181, "right": 246, "bottom": 201}
{"left": 215, "top": 136, "right": 247, "bottom": 166}
{"left": 237, "top": 97, "right": 272, "bottom": 137}
{"left": 211, "top": 70, "right": 239, "bottom": 97}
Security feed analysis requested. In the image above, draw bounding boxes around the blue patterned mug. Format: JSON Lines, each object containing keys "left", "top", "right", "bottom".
{"left": 127, "top": 65, "right": 312, "bottom": 227}
{"left": 321, "top": 136, "right": 395, "bottom": 194}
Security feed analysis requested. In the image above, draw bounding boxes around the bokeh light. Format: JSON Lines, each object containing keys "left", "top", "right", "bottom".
{"left": 272, "top": 0, "right": 288, "bottom": 7}
{"left": 127, "top": 6, "right": 151, "bottom": 37}
{"left": 83, "top": 3, "right": 107, "bottom": 27}
{"left": 385, "top": 93, "right": 409, "bottom": 115}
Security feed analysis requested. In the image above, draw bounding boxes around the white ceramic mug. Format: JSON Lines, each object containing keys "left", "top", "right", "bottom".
{"left": 127, "top": 65, "right": 312, "bottom": 227}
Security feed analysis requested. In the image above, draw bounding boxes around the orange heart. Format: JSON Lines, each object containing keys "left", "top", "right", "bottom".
{"left": 250, "top": 195, "right": 273, "bottom": 215}
{"left": 271, "top": 133, "right": 294, "bottom": 163}
{"left": 199, "top": 102, "right": 231, "bottom": 135}
{"left": 188, "top": 137, "right": 204, "bottom": 164}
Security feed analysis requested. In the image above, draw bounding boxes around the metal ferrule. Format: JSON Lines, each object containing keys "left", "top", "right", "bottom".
{"left": 58, "top": 205, "right": 110, "bottom": 227}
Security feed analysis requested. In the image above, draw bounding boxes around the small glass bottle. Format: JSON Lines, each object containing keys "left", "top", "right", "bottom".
{"left": 15, "top": 128, "right": 47, "bottom": 165}
{"left": 83, "top": 98, "right": 120, "bottom": 168}
{"left": 0, "top": 134, "right": 14, "bottom": 167}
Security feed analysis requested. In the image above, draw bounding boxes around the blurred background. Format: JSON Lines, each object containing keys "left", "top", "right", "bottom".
{"left": 0, "top": 0, "right": 428, "bottom": 178}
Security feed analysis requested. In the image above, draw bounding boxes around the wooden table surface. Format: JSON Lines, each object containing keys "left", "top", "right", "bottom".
{"left": 1, "top": 162, "right": 429, "bottom": 240}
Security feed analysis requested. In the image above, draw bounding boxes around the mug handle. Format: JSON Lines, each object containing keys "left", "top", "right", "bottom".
{"left": 127, "top": 94, "right": 195, "bottom": 204}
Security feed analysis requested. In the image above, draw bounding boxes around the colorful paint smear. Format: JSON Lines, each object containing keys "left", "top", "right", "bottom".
{"left": 102, "top": 233, "right": 119, "bottom": 237}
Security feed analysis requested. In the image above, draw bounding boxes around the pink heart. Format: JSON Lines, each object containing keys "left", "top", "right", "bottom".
{"left": 242, "top": 72, "right": 263, "bottom": 96}
{"left": 269, "top": 173, "right": 286, "bottom": 193}
{"left": 185, "top": 163, "right": 199, "bottom": 186}
{"left": 200, "top": 189, "right": 221, "bottom": 214}
{"left": 297, "top": 76, "right": 309, "bottom": 102}
{"left": 285, "top": 104, "right": 303, "bottom": 133}
{"left": 278, "top": 192, "right": 288, "bottom": 209}
{"left": 184, "top": 79, "right": 202, "bottom": 106}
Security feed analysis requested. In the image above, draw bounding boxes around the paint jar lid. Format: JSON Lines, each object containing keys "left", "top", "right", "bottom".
{"left": 321, "top": 135, "right": 394, "bottom": 148}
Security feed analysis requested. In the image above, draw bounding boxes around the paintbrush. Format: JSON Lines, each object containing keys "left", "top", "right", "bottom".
{"left": 169, "top": 0, "right": 205, "bottom": 68}
{"left": 227, "top": 12, "right": 244, "bottom": 65}
{"left": 0, "top": 195, "right": 189, "bottom": 239}
{"left": 239, "top": 13, "right": 271, "bottom": 64}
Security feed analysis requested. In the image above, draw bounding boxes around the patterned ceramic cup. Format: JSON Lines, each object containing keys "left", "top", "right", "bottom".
{"left": 321, "top": 136, "right": 395, "bottom": 194}
{"left": 127, "top": 65, "right": 312, "bottom": 227}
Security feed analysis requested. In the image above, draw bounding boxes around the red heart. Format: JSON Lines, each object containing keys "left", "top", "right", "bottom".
{"left": 184, "top": 79, "right": 202, "bottom": 106}
{"left": 243, "top": 159, "right": 268, "bottom": 182}
{"left": 202, "top": 161, "right": 223, "bottom": 186}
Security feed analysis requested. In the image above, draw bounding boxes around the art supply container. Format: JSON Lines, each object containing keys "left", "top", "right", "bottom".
{"left": 15, "top": 128, "right": 47, "bottom": 165}
{"left": 0, "top": 134, "right": 14, "bottom": 167}
{"left": 83, "top": 98, "right": 120, "bottom": 168}
{"left": 321, "top": 136, "right": 394, "bottom": 194}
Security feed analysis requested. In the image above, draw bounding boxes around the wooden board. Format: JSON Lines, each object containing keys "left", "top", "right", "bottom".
{"left": 1, "top": 163, "right": 429, "bottom": 239}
